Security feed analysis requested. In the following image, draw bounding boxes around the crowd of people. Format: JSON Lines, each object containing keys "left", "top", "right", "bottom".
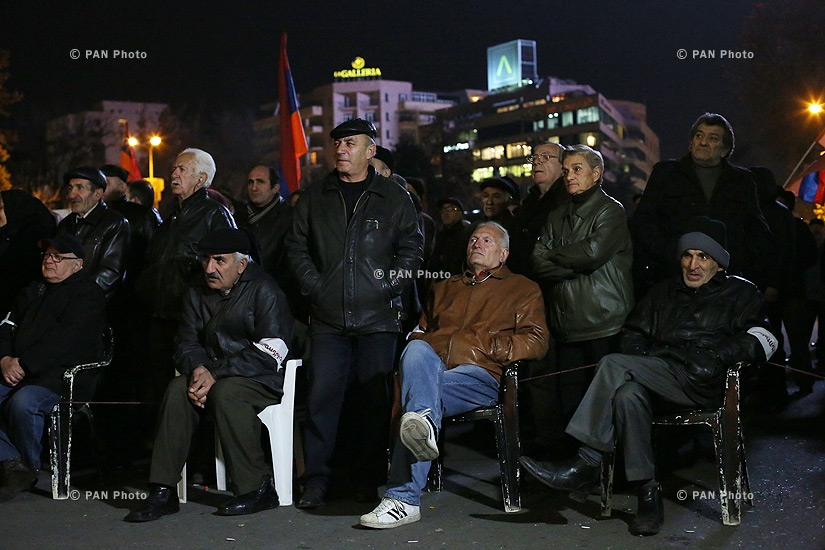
{"left": 0, "top": 112, "right": 819, "bottom": 537}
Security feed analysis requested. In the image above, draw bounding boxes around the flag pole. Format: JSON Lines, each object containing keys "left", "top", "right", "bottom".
{"left": 784, "top": 127, "right": 825, "bottom": 189}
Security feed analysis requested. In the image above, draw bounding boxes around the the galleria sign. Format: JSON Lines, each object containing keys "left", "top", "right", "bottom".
{"left": 334, "top": 56, "right": 382, "bottom": 79}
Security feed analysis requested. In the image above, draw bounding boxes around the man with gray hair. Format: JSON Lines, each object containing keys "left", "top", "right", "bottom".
{"left": 138, "top": 148, "right": 236, "bottom": 405}
{"left": 360, "top": 222, "right": 548, "bottom": 529}
{"left": 521, "top": 216, "right": 777, "bottom": 537}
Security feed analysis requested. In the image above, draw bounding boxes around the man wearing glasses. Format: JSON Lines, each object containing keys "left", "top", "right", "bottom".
{"left": 0, "top": 233, "right": 106, "bottom": 501}
{"left": 507, "top": 142, "right": 569, "bottom": 458}
{"left": 508, "top": 143, "right": 569, "bottom": 277}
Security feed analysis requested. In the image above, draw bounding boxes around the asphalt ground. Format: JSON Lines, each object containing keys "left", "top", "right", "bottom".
{"left": 2, "top": 379, "right": 823, "bottom": 550}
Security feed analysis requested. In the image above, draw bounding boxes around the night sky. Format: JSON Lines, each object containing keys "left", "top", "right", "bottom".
{"left": 2, "top": 0, "right": 761, "bottom": 160}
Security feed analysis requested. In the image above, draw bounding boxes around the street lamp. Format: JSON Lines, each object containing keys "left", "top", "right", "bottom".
{"left": 127, "top": 135, "right": 162, "bottom": 178}
{"left": 148, "top": 135, "right": 162, "bottom": 179}
{"left": 809, "top": 102, "right": 823, "bottom": 115}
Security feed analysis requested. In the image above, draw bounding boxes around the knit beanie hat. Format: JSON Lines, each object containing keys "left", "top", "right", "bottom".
{"left": 677, "top": 216, "right": 730, "bottom": 268}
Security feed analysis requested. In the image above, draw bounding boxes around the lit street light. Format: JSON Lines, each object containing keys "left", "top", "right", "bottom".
{"left": 809, "top": 102, "right": 823, "bottom": 115}
{"left": 148, "top": 135, "right": 161, "bottom": 179}
{"left": 127, "top": 135, "right": 162, "bottom": 178}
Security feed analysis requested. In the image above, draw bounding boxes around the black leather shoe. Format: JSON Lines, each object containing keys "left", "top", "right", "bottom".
{"left": 629, "top": 482, "right": 664, "bottom": 536}
{"left": 216, "top": 477, "right": 279, "bottom": 516}
{"left": 123, "top": 485, "right": 179, "bottom": 522}
{"left": 296, "top": 486, "right": 325, "bottom": 509}
{"left": 519, "top": 455, "right": 600, "bottom": 502}
{"left": 0, "top": 457, "right": 37, "bottom": 492}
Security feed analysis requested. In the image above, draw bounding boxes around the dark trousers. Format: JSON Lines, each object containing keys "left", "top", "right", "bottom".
{"left": 146, "top": 318, "right": 179, "bottom": 404}
{"left": 149, "top": 376, "right": 280, "bottom": 495}
{"left": 552, "top": 335, "right": 618, "bottom": 428}
{"left": 566, "top": 353, "right": 710, "bottom": 481}
{"left": 302, "top": 332, "right": 397, "bottom": 492}
{"left": 785, "top": 297, "right": 825, "bottom": 391}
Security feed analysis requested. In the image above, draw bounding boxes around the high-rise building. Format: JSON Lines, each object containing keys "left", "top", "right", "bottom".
{"left": 46, "top": 100, "right": 168, "bottom": 178}
{"left": 427, "top": 76, "right": 659, "bottom": 202}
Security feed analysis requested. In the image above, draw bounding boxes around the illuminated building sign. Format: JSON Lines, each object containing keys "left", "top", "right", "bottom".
{"left": 334, "top": 56, "right": 382, "bottom": 79}
{"left": 487, "top": 39, "right": 537, "bottom": 91}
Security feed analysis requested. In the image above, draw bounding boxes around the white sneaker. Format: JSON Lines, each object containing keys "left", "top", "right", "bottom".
{"left": 400, "top": 408, "right": 439, "bottom": 462}
{"left": 360, "top": 497, "right": 421, "bottom": 529}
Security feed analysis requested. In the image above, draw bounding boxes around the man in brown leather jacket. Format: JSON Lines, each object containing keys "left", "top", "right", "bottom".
{"left": 360, "top": 221, "right": 549, "bottom": 529}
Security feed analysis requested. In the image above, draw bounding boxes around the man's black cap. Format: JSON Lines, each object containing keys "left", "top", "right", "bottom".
{"left": 373, "top": 146, "right": 394, "bottom": 172}
{"left": 100, "top": 164, "right": 130, "bottom": 182}
{"left": 330, "top": 118, "right": 377, "bottom": 140}
{"left": 63, "top": 166, "right": 107, "bottom": 190}
{"left": 437, "top": 197, "right": 464, "bottom": 212}
{"left": 197, "top": 228, "right": 252, "bottom": 255}
{"left": 480, "top": 176, "right": 519, "bottom": 201}
{"left": 39, "top": 233, "right": 85, "bottom": 260}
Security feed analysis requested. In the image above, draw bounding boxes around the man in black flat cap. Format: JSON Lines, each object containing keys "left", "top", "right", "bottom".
{"left": 0, "top": 233, "right": 106, "bottom": 500}
{"left": 58, "top": 166, "right": 130, "bottom": 300}
{"left": 286, "top": 118, "right": 423, "bottom": 509}
{"left": 124, "top": 228, "right": 293, "bottom": 522}
{"left": 371, "top": 145, "right": 394, "bottom": 178}
{"left": 479, "top": 176, "right": 518, "bottom": 229}
{"left": 520, "top": 217, "right": 778, "bottom": 537}
{"left": 428, "top": 197, "right": 472, "bottom": 277}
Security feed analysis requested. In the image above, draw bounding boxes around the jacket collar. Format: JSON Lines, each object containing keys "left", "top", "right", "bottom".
{"left": 460, "top": 264, "right": 512, "bottom": 285}
{"left": 75, "top": 200, "right": 105, "bottom": 224}
{"left": 324, "top": 166, "right": 390, "bottom": 198}
{"left": 676, "top": 270, "right": 728, "bottom": 294}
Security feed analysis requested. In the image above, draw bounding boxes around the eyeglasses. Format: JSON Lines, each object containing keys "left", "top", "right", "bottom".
{"left": 527, "top": 153, "right": 559, "bottom": 164}
{"left": 440, "top": 206, "right": 461, "bottom": 213}
{"left": 42, "top": 252, "right": 80, "bottom": 263}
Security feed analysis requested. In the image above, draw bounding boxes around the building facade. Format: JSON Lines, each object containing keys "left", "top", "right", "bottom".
{"left": 425, "top": 77, "right": 659, "bottom": 205}
{"left": 46, "top": 100, "right": 168, "bottom": 179}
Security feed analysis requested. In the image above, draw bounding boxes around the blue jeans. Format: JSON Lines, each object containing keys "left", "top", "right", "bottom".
{"left": 0, "top": 383, "right": 61, "bottom": 469}
{"left": 385, "top": 340, "right": 500, "bottom": 506}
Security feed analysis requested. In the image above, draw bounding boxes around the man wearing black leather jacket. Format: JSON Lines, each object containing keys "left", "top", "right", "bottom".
{"left": 138, "top": 148, "right": 235, "bottom": 403}
{"left": 287, "top": 119, "right": 423, "bottom": 509}
{"left": 58, "top": 166, "right": 130, "bottom": 300}
{"left": 520, "top": 217, "right": 778, "bottom": 537}
{"left": 125, "top": 228, "right": 293, "bottom": 521}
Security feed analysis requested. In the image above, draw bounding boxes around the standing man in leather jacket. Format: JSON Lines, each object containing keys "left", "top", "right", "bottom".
{"left": 520, "top": 217, "right": 778, "bottom": 537}
{"left": 286, "top": 118, "right": 423, "bottom": 509}
{"left": 531, "top": 145, "right": 634, "bottom": 446}
{"left": 124, "top": 228, "right": 293, "bottom": 522}
{"left": 58, "top": 166, "right": 130, "bottom": 300}
{"left": 138, "top": 148, "right": 235, "bottom": 404}
{"left": 631, "top": 113, "right": 777, "bottom": 299}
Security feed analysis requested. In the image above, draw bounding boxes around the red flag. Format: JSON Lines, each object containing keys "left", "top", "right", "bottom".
{"left": 120, "top": 122, "right": 142, "bottom": 180}
{"left": 278, "top": 33, "right": 308, "bottom": 193}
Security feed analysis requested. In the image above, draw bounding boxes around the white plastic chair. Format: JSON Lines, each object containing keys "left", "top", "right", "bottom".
{"left": 178, "top": 358, "right": 301, "bottom": 506}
